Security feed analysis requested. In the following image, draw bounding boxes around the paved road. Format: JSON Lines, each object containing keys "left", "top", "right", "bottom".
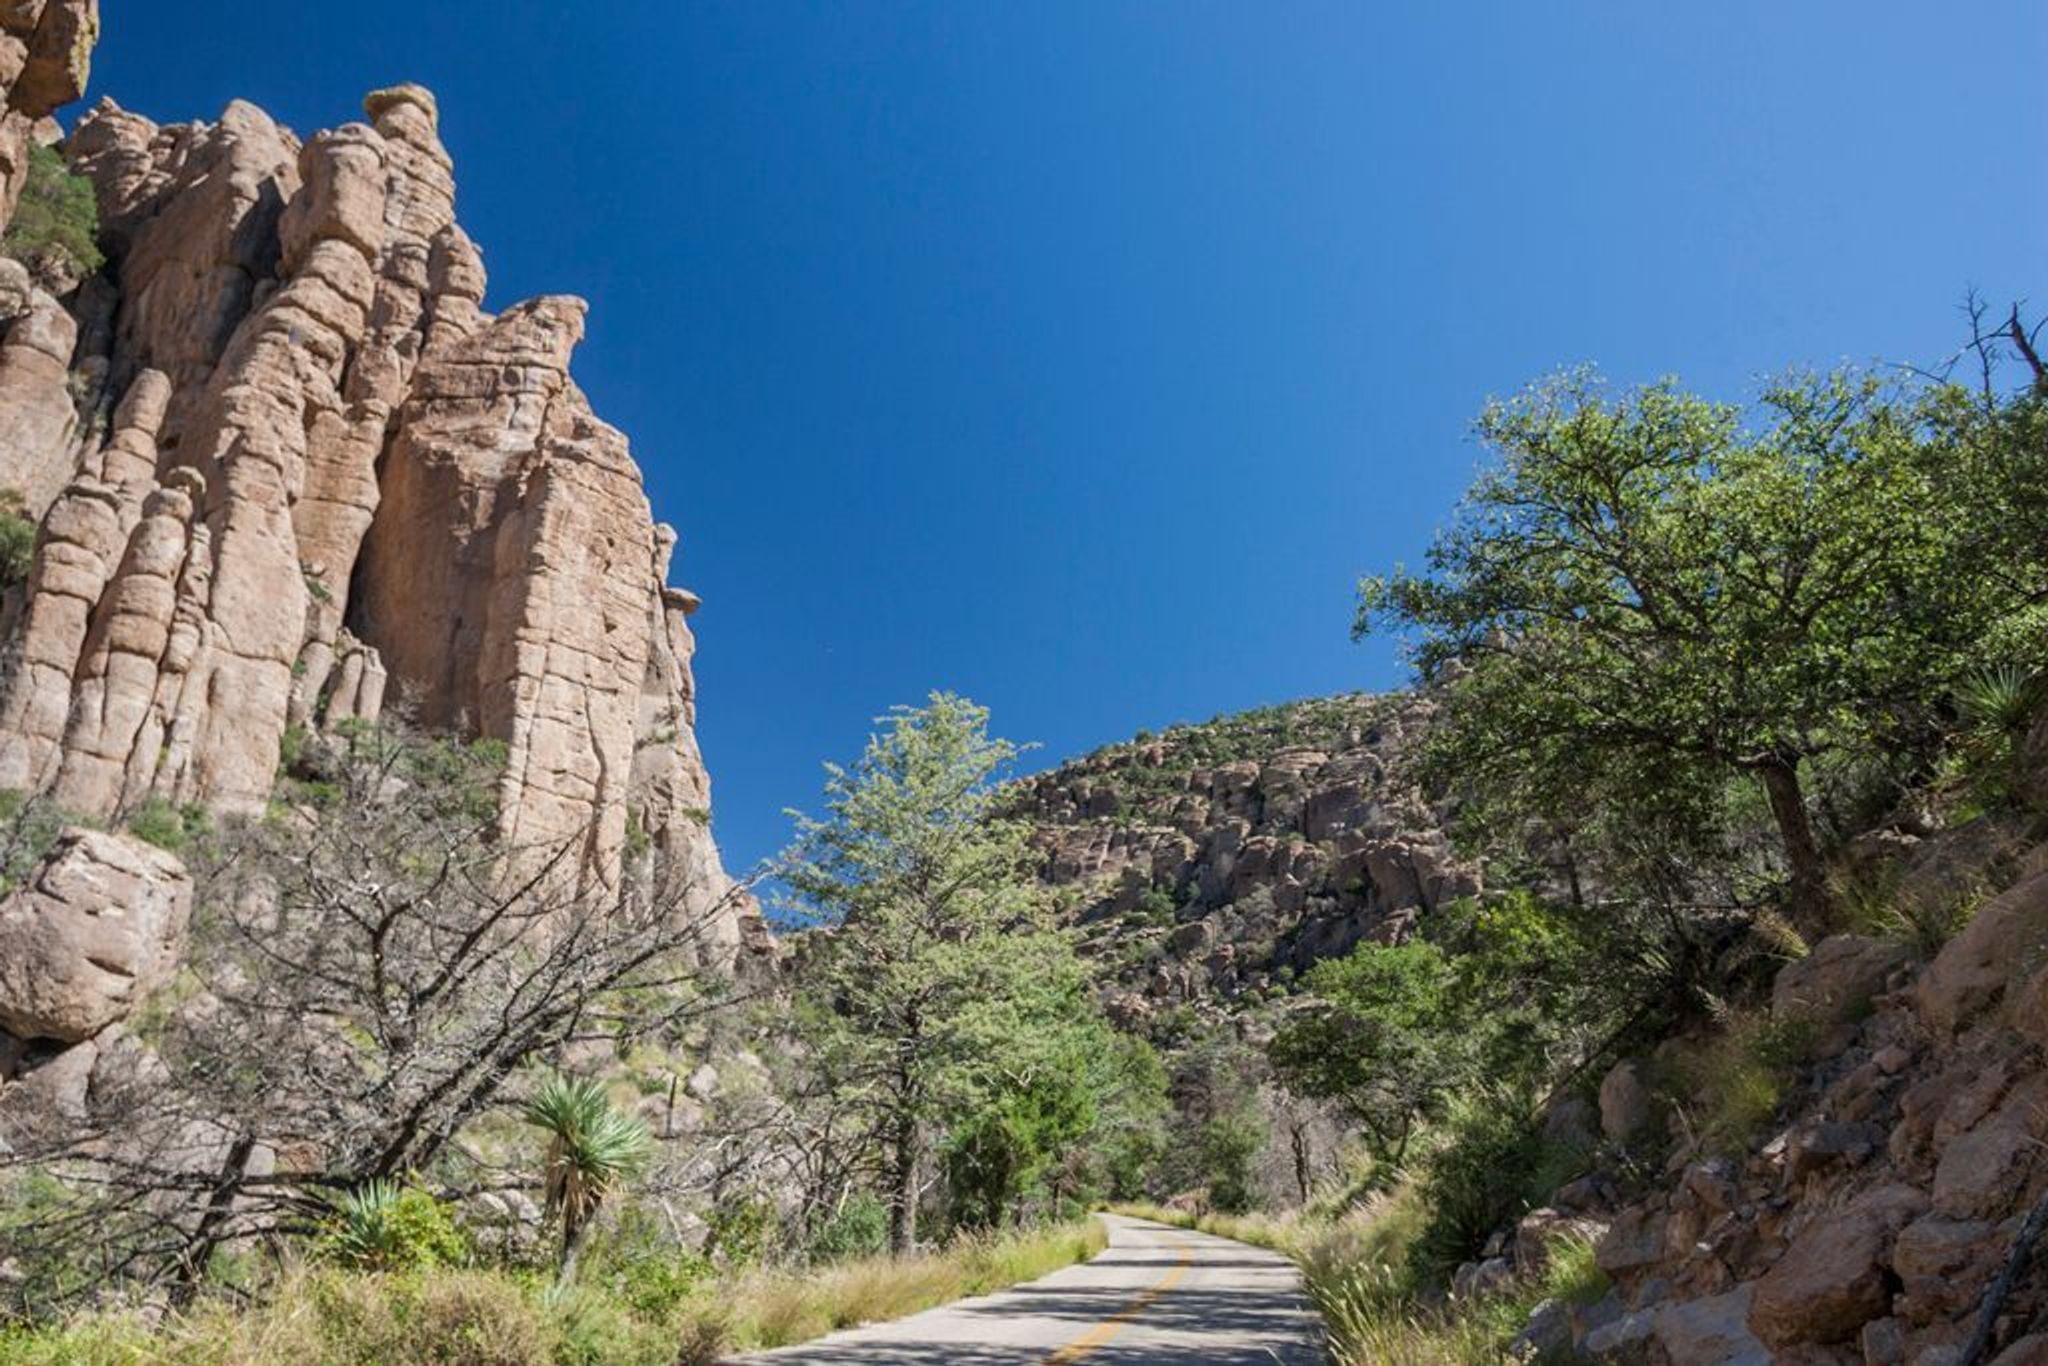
{"left": 732, "top": 1213, "right": 1325, "bottom": 1364}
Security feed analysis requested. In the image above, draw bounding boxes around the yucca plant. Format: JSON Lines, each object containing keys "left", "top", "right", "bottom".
{"left": 521, "top": 1073, "right": 651, "bottom": 1281}
{"left": 1954, "top": 663, "right": 2044, "bottom": 806}
{"left": 1958, "top": 663, "right": 2042, "bottom": 738}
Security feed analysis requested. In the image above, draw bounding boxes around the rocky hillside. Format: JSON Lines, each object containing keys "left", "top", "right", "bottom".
{"left": 0, "top": 5, "right": 761, "bottom": 1078}
{"left": 1009, "top": 694, "right": 1477, "bottom": 1020}
{"left": 1482, "top": 821, "right": 2048, "bottom": 1364}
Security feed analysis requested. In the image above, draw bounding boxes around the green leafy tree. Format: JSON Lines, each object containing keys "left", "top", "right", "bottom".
{"left": 784, "top": 693, "right": 1097, "bottom": 1252}
{"left": 1154, "top": 1030, "right": 1270, "bottom": 1211}
{"left": 1358, "top": 369, "right": 2044, "bottom": 930}
{"left": 943, "top": 1021, "right": 1167, "bottom": 1228}
{"left": 1268, "top": 941, "right": 1467, "bottom": 1166}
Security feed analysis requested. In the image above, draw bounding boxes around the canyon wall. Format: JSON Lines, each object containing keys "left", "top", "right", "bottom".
{"left": 0, "top": 9, "right": 755, "bottom": 1010}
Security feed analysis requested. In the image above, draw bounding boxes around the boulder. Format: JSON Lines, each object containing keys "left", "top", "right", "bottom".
{"left": 1932, "top": 1121, "right": 2033, "bottom": 1221}
{"left": 1582, "top": 1308, "right": 1655, "bottom": 1358}
{"left": 1917, "top": 871, "right": 2048, "bottom": 1036}
{"left": 1510, "top": 1299, "right": 1571, "bottom": 1362}
{"left": 1892, "top": 1214, "right": 2007, "bottom": 1318}
{"left": 0, "top": 829, "right": 191, "bottom": 1043}
{"left": 1784, "top": 1119, "right": 1883, "bottom": 1182}
{"left": 1773, "top": 934, "right": 1910, "bottom": 1025}
{"left": 1748, "top": 1187, "right": 1926, "bottom": 1347}
{"left": 1595, "top": 1204, "right": 1668, "bottom": 1277}
{"left": 1654, "top": 1284, "right": 1771, "bottom": 1366}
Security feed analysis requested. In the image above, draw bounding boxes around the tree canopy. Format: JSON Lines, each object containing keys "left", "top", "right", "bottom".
{"left": 783, "top": 693, "right": 1158, "bottom": 1248}
{"left": 1357, "top": 368, "right": 2048, "bottom": 927}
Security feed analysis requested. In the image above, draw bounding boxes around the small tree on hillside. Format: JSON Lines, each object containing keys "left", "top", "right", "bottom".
{"left": 1358, "top": 369, "right": 2046, "bottom": 931}
{"left": 2, "top": 142, "right": 103, "bottom": 287}
{"left": 782, "top": 693, "right": 1095, "bottom": 1253}
{"left": 1269, "top": 941, "right": 1468, "bottom": 1167}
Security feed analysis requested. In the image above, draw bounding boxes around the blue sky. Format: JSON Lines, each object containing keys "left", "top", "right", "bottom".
{"left": 96, "top": 5, "right": 2047, "bottom": 875}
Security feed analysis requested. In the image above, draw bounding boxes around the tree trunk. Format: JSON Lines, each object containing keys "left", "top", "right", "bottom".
{"left": 887, "top": 1109, "right": 920, "bottom": 1255}
{"left": 170, "top": 1131, "right": 256, "bottom": 1307}
{"left": 1756, "top": 754, "right": 1832, "bottom": 935}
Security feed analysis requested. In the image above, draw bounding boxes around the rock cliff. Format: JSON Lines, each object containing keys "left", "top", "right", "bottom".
{"left": 0, "top": 11, "right": 755, "bottom": 1047}
{"left": 1009, "top": 694, "right": 1477, "bottom": 1020}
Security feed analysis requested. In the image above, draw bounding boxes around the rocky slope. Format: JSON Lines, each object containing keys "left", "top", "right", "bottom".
{"left": 1494, "top": 823, "right": 2048, "bottom": 1366}
{"left": 1009, "top": 694, "right": 1477, "bottom": 1021}
{"left": 0, "top": 7, "right": 760, "bottom": 1070}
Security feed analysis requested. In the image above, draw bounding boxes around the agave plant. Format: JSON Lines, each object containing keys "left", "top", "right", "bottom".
{"left": 521, "top": 1072, "right": 651, "bottom": 1280}
{"left": 320, "top": 1179, "right": 466, "bottom": 1271}
{"left": 323, "top": 1179, "right": 407, "bottom": 1269}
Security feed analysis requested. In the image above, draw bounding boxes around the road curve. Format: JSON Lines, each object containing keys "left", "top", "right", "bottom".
{"left": 730, "top": 1213, "right": 1325, "bottom": 1364}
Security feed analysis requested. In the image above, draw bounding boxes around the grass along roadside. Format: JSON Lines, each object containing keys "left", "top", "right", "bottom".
{"left": 0, "top": 1218, "right": 1108, "bottom": 1366}
{"left": 712, "top": 1216, "right": 1107, "bottom": 1351}
{"left": 1112, "top": 1199, "right": 1606, "bottom": 1365}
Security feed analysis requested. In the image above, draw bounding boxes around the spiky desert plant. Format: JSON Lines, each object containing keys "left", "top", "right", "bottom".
{"left": 319, "top": 1179, "right": 467, "bottom": 1270}
{"left": 521, "top": 1073, "right": 651, "bottom": 1280}
{"left": 1958, "top": 663, "right": 2041, "bottom": 738}
{"left": 1955, "top": 663, "right": 2044, "bottom": 805}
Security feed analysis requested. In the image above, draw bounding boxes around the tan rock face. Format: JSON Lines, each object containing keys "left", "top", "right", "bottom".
{"left": 0, "top": 827, "right": 191, "bottom": 1043}
{"left": 0, "top": 79, "right": 752, "bottom": 955}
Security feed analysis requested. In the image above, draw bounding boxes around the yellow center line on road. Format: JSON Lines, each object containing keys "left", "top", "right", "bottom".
{"left": 1040, "top": 1233, "right": 1196, "bottom": 1364}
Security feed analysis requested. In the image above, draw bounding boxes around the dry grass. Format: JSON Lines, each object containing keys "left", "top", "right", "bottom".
{"left": 704, "top": 1218, "right": 1107, "bottom": 1350}
{"left": 0, "top": 1219, "right": 1108, "bottom": 1366}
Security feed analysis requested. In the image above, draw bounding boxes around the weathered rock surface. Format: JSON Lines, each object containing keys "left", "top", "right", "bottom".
{"left": 1008, "top": 695, "right": 1477, "bottom": 1008}
{"left": 0, "top": 78, "right": 754, "bottom": 958}
{"left": 0, "top": 827, "right": 190, "bottom": 1043}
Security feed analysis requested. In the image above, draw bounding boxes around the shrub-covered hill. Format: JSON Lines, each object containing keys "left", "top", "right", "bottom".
{"left": 1005, "top": 694, "right": 1477, "bottom": 1020}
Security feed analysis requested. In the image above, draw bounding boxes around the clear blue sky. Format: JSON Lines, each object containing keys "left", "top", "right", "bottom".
{"left": 95, "top": 5, "right": 2047, "bottom": 875}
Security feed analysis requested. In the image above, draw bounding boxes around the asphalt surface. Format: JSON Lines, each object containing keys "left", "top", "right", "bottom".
{"left": 731, "top": 1213, "right": 1326, "bottom": 1364}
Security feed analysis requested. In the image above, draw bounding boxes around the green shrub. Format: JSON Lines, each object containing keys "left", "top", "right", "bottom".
{"left": 703, "top": 1194, "right": 776, "bottom": 1267}
{"left": 540, "top": 1283, "right": 671, "bottom": 1366}
{"left": 302, "top": 1268, "right": 550, "bottom": 1366}
{"left": 808, "top": 1192, "right": 890, "bottom": 1264}
{"left": 2, "top": 143, "right": 102, "bottom": 283}
{"left": 1134, "top": 885, "right": 1176, "bottom": 923}
{"left": 0, "top": 489, "right": 35, "bottom": 591}
{"left": 1406, "top": 1099, "right": 1579, "bottom": 1291}
{"left": 1661, "top": 1009, "right": 1817, "bottom": 1155}
{"left": 124, "top": 796, "right": 210, "bottom": 855}
{"left": 316, "top": 1181, "right": 470, "bottom": 1273}
{"left": 578, "top": 1209, "right": 714, "bottom": 1319}
{"left": 0, "top": 790, "right": 65, "bottom": 895}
